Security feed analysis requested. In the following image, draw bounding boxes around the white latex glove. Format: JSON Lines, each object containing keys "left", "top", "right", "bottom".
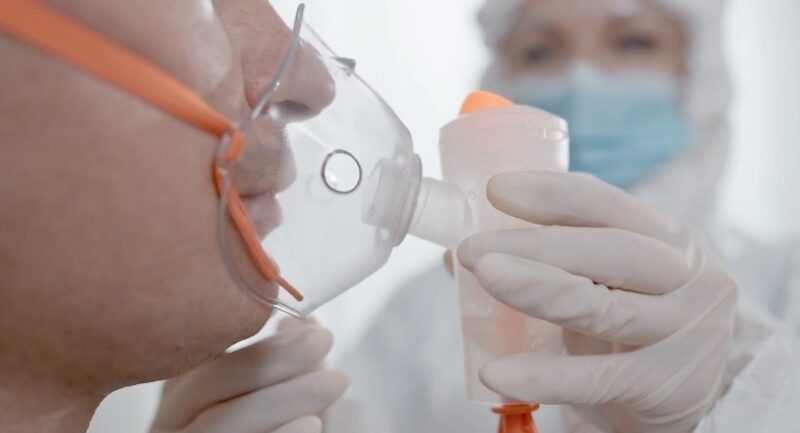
{"left": 458, "top": 171, "right": 738, "bottom": 433}
{"left": 150, "top": 320, "right": 350, "bottom": 433}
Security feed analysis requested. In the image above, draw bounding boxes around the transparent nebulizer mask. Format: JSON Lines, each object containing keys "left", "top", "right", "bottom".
{"left": 218, "top": 5, "right": 422, "bottom": 317}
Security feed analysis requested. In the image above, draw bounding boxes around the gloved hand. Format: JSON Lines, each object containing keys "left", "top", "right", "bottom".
{"left": 150, "top": 320, "right": 350, "bottom": 433}
{"left": 458, "top": 171, "right": 738, "bottom": 433}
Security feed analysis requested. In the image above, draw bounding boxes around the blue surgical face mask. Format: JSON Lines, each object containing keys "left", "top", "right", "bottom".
{"left": 487, "top": 63, "right": 690, "bottom": 187}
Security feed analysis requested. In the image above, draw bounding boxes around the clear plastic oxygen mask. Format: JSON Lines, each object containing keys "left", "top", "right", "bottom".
{"left": 219, "top": 6, "right": 423, "bottom": 316}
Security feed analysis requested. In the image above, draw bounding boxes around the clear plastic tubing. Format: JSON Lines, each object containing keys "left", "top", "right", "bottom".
{"left": 409, "top": 93, "right": 570, "bottom": 404}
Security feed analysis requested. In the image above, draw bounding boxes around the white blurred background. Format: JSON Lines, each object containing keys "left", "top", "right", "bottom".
{"left": 89, "top": 0, "right": 800, "bottom": 431}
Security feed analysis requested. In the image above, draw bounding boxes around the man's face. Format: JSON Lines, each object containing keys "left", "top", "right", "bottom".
{"left": 0, "top": 0, "right": 331, "bottom": 386}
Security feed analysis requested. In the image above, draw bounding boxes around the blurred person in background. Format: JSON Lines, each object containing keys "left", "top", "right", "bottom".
{"left": 320, "top": 0, "right": 800, "bottom": 432}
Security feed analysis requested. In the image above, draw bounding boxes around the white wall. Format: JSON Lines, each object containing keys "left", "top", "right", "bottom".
{"left": 720, "top": 0, "right": 800, "bottom": 241}
{"left": 89, "top": 0, "right": 800, "bottom": 431}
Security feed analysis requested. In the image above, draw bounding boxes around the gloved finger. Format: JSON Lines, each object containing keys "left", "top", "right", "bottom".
{"left": 562, "top": 329, "right": 613, "bottom": 356}
{"left": 270, "top": 416, "right": 322, "bottom": 433}
{"left": 486, "top": 171, "right": 677, "bottom": 243}
{"left": 480, "top": 323, "right": 730, "bottom": 409}
{"left": 479, "top": 350, "right": 641, "bottom": 406}
{"left": 444, "top": 250, "right": 455, "bottom": 276}
{"left": 560, "top": 405, "right": 614, "bottom": 433}
{"left": 153, "top": 324, "right": 333, "bottom": 429}
{"left": 277, "top": 316, "right": 318, "bottom": 332}
{"left": 458, "top": 225, "right": 690, "bottom": 295}
{"left": 470, "top": 253, "right": 682, "bottom": 346}
{"left": 185, "top": 370, "right": 349, "bottom": 433}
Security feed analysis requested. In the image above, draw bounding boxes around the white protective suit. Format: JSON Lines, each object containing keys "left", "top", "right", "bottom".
{"left": 325, "top": 0, "right": 800, "bottom": 432}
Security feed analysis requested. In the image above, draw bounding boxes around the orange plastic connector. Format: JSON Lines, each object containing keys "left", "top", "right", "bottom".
{"left": 459, "top": 91, "right": 514, "bottom": 115}
{"left": 493, "top": 404, "right": 539, "bottom": 433}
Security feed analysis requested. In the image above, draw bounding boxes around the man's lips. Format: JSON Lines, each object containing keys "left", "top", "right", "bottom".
{"left": 234, "top": 121, "right": 297, "bottom": 197}
{"left": 241, "top": 192, "right": 282, "bottom": 239}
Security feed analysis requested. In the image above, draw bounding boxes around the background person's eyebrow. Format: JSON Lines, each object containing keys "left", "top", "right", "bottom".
{"left": 606, "top": 14, "right": 667, "bottom": 31}
{"left": 515, "top": 16, "right": 556, "bottom": 34}
{"left": 609, "top": 15, "right": 645, "bottom": 27}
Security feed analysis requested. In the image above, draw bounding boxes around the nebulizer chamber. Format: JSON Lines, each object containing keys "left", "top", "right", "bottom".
{"left": 381, "top": 94, "right": 566, "bottom": 404}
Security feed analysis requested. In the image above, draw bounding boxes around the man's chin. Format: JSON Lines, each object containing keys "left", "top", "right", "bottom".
{"left": 228, "top": 282, "right": 276, "bottom": 339}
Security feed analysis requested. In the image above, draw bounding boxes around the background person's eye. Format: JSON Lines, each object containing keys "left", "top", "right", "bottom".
{"left": 616, "top": 33, "right": 659, "bottom": 53}
{"left": 522, "top": 44, "right": 555, "bottom": 64}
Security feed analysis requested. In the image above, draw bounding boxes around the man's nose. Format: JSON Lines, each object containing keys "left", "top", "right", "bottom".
{"left": 266, "top": 42, "right": 336, "bottom": 122}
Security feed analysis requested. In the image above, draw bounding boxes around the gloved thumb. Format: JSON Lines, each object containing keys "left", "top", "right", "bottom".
{"left": 271, "top": 416, "right": 322, "bottom": 433}
{"left": 277, "top": 315, "right": 319, "bottom": 333}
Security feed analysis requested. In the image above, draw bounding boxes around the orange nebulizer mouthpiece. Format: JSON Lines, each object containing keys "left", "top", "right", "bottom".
{"left": 459, "top": 91, "right": 514, "bottom": 115}
{"left": 493, "top": 404, "right": 540, "bottom": 433}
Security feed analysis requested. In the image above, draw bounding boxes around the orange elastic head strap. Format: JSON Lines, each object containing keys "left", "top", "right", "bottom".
{"left": 0, "top": 0, "right": 301, "bottom": 301}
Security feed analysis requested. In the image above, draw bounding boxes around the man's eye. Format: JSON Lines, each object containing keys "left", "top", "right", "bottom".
{"left": 523, "top": 45, "right": 554, "bottom": 64}
{"left": 617, "top": 34, "right": 659, "bottom": 53}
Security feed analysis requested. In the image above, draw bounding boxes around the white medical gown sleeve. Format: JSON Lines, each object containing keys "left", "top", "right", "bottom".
{"left": 694, "top": 304, "right": 800, "bottom": 433}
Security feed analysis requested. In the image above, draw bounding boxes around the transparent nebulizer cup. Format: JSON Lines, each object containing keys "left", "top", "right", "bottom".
{"left": 408, "top": 92, "right": 569, "bottom": 417}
